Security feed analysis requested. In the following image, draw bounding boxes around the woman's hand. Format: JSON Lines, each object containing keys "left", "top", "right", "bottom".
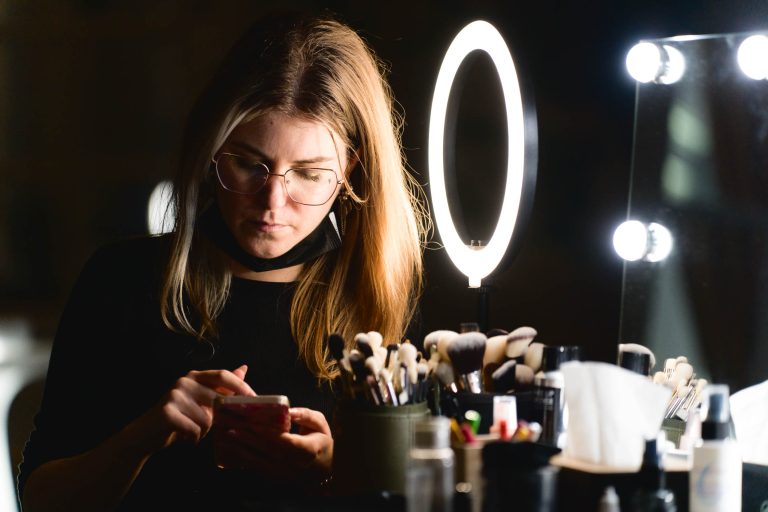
{"left": 136, "top": 365, "right": 257, "bottom": 453}
{"left": 216, "top": 406, "right": 334, "bottom": 484}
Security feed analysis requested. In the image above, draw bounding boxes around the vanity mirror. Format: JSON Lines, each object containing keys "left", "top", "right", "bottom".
{"left": 618, "top": 31, "right": 768, "bottom": 393}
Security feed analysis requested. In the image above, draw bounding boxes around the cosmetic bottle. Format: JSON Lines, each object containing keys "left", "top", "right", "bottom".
{"left": 689, "top": 384, "right": 741, "bottom": 512}
{"left": 598, "top": 486, "right": 620, "bottom": 512}
{"left": 630, "top": 436, "right": 676, "bottom": 511}
{"left": 405, "top": 416, "right": 455, "bottom": 512}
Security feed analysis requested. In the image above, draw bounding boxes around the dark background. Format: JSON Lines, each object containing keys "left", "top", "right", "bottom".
{"left": 1, "top": 0, "right": 767, "bottom": 365}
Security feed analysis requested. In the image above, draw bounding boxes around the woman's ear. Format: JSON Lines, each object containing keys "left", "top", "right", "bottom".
{"left": 345, "top": 147, "right": 361, "bottom": 179}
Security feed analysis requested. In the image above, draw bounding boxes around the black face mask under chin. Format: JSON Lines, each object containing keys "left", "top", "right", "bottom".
{"left": 197, "top": 203, "right": 342, "bottom": 273}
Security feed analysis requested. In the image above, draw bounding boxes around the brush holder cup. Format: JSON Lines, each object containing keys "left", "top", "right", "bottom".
{"left": 332, "top": 401, "right": 429, "bottom": 496}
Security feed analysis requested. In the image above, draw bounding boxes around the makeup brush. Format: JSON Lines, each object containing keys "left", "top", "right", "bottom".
{"left": 378, "top": 367, "right": 398, "bottom": 406}
{"left": 524, "top": 342, "right": 545, "bottom": 372}
{"left": 365, "top": 331, "right": 387, "bottom": 365}
{"left": 328, "top": 333, "right": 354, "bottom": 399}
{"left": 435, "top": 360, "right": 458, "bottom": 394}
{"left": 505, "top": 326, "right": 537, "bottom": 361}
{"left": 398, "top": 342, "right": 419, "bottom": 385}
{"left": 482, "top": 334, "right": 508, "bottom": 390}
{"left": 365, "top": 356, "right": 386, "bottom": 405}
{"left": 385, "top": 343, "right": 400, "bottom": 373}
{"left": 427, "top": 330, "right": 458, "bottom": 362}
{"left": 328, "top": 333, "right": 350, "bottom": 371}
{"left": 490, "top": 360, "right": 517, "bottom": 393}
{"left": 416, "top": 361, "right": 429, "bottom": 402}
{"left": 355, "top": 332, "right": 375, "bottom": 360}
{"left": 483, "top": 334, "right": 509, "bottom": 368}
{"left": 486, "top": 328, "right": 509, "bottom": 338}
{"left": 367, "top": 331, "right": 384, "bottom": 350}
{"left": 507, "top": 326, "right": 537, "bottom": 344}
{"left": 514, "top": 363, "right": 535, "bottom": 388}
{"left": 446, "top": 332, "right": 487, "bottom": 393}
{"left": 506, "top": 338, "right": 530, "bottom": 362}
{"left": 663, "top": 358, "right": 677, "bottom": 380}
{"left": 674, "top": 362, "right": 693, "bottom": 383}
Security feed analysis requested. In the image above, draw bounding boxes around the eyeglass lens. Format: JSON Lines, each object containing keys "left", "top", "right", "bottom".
{"left": 216, "top": 154, "right": 339, "bottom": 205}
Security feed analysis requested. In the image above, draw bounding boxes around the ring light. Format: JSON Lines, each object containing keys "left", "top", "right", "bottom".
{"left": 428, "top": 20, "right": 529, "bottom": 288}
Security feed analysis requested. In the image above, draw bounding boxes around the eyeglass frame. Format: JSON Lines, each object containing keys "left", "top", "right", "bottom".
{"left": 212, "top": 152, "right": 345, "bottom": 206}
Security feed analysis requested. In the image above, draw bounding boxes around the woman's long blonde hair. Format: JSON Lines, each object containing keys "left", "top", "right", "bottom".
{"left": 160, "top": 13, "right": 428, "bottom": 381}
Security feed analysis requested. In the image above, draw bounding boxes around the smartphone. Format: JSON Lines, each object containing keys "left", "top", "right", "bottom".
{"left": 212, "top": 395, "right": 291, "bottom": 470}
{"left": 213, "top": 395, "right": 291, "bottom": 432}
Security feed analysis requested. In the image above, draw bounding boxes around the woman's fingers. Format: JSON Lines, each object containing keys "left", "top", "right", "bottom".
{"left": 154, "top": 367, "right": 255, "bottom": 449}
{"left": 289, "top": 408, "right": 331, "bottom": 436}
{"left": 232, "top": 364, "right": 248, "bottom": 381}
{"left": 190, "top": 369, "right": 256, "bottom": 397}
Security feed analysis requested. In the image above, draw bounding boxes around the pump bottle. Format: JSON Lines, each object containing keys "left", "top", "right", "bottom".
{"left": 689, "top": 384, "right": 741, "bottom": 512}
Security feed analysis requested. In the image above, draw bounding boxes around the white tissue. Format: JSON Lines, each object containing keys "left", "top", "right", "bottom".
{"left": 730, "top": 379, "right": 768, "bottom": 466}
{"left": 561, "top": 361, "right": 671, "bottom": 469}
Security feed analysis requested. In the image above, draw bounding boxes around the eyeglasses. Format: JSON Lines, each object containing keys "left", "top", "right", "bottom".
{"left": 213, "top": 152, "right": 343, "bottom": 206}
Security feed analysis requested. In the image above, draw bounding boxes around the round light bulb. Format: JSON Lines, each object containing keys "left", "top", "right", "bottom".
{"left": 626, "top": 42, "right": 662, "bottom": 83}
{"left": 147, "top": 180, "right": 175, "bottom": 235}
{"left": 646, "top": 222, "right": 673, "bottom": 262}
{"left": 658, "top": 45, "right": 685, "bottom": 84}
{"left": 613, "top": 220, "right": 648, "bottom": 261}
{"left": 737, "top": 35, "right": 768, "bottom": 80}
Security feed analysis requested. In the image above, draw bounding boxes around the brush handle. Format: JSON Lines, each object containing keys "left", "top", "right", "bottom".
{"left": 458, "top": 371, "right": 483, "bottom": 393}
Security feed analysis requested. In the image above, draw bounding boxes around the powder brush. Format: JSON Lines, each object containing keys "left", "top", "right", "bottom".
{"left": 446, "top": 332, "right": 487, "bottom": 393}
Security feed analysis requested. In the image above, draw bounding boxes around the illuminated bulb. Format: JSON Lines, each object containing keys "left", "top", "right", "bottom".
{"left": 658, "top": 45, "right": 685, "bottom": 84}
{"left": 645, "top": 222, "right": 673, "bottom": 262}
{"left": 613, "top": 220, "right": 674, "bottom": 262}
{"left": 737, "top": 35, "right": 768, "bottom": 80}
{"left": 626, "top": 42, "right": 662, "bottom": 83}
{"left": 613, "top": 220, "right": 648, "bottom": 261}
{"left": 147, "top": 180, "right": 175, "bottom": 235}
{"left": 626, "top": 42, "right": 685, "bottom": 84}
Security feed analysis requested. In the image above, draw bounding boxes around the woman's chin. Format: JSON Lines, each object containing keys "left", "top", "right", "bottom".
{"left": 242, "top": 243, "right": 290, "bottom": 260}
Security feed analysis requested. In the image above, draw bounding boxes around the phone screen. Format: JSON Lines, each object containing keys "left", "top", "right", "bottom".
{"left": 212, "top": 395, "right": 290, "bottom": 469}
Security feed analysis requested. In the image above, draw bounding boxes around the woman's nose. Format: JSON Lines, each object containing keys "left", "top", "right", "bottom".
{"left": 260, "top": 173, "right": 290, "bottom": 208}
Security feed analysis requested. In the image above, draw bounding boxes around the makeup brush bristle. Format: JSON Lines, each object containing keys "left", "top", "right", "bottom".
{"left": 524, "top": 342, "right": 545, "bottom": 372}
{"left": 447, "top": 332, "right": 487, "bottom": 375}
{"left": 508, "top": 326, "right": 538, "bottom": 343}
{"left": 491, "top": 360, "right": 518, "bottom": 394}
{"left": 483, "top": 334, "right": 509, "bottom": 367}
{"left": 366, "top": 331, "right": 384, "bottom": 349}
{"left": 435, "top": 361, "right": 456, "bottom": 388}
{"left": 356, "top": 338, "right": 375, "bottom": 359}
{"left": 514, "top": 363, "right": 535, "bottom": 387}
{"left": 435, "top": 330, "right": 459, "bottom": 362}
{"left": 424, "top": 330, "right": 458, "bottom": 361}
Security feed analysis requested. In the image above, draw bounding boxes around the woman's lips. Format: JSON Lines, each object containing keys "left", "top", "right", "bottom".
{"left": 249, "top": 220, "right": 288, "bottom": 233}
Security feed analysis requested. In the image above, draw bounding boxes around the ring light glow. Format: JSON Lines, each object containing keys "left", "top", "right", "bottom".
{"left": 428, "top": 20, "right": 527, "bottom": 288}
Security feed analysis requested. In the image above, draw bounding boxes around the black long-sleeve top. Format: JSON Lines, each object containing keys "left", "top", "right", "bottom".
{"left": 18, "top": 235, "right": 337, "bottom": 511}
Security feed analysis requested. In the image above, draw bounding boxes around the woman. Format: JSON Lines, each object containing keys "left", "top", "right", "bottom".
{"left": 19, "top": 12, "right": 427, "bottom": 511}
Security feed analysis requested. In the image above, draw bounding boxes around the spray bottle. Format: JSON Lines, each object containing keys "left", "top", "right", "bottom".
{"left": 689, "top": 384, "right": 741, "bottom": 512}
